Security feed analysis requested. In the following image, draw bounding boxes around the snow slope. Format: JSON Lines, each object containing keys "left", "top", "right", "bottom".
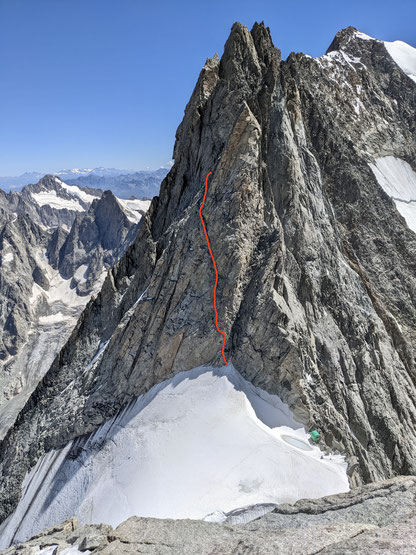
{"left": 59, "top": 179, "right": 98, "bottom": 204}
{"left": 369, "top": 156, "right": 416, "bottom": 232}
{"left": 116, "top": 198, "right": 152, "bottom": 223}
{"left": 30, "top": 190, "right": 85, "bottom": 212}
{"left": 385, "top": 40, "right": 416, "bottom": 83}
{"left": 0, "top": 364, "right": 348, "bottom": 548}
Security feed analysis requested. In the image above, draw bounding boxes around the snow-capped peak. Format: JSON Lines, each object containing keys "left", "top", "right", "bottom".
{"left": 53, "top": 167, "right": 135, "bottom": 180}
{"left": 26, "top": 174, "right": 153, "bottom": 225}
{"left": 54, "top": 168, "right": 94, "bottom": 178}
{"left": 353, "top": 30, "right": 376, "bottom": 42}
{"left": 28, "top": 176, "right": 99, "bottom": 213}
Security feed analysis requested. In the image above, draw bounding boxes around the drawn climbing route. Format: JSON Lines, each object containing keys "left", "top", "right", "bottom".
{"left": 198, "top": 171, "right": 228, "bottom": 366}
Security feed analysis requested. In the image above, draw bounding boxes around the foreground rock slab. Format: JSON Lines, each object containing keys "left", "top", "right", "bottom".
{"left": 3, "top": 477, "right": 415, "bottom": 554}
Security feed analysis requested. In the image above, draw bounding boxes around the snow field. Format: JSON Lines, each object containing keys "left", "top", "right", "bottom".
{"left": 116, "top": 197, "right": 151, "bottom": 223}
{"left": 0, "top": 364, "right": 349, "bottom": 548}
{"left": 30, "top": 190, "right": 84, "bottom": 212}
{"left": 58, "top": 178, "right": 98, "bottom": 204}
{"left": 369, "top": 156, "right": 416, "bottom": 233}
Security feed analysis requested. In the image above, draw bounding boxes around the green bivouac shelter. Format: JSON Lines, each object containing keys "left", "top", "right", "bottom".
{"left": 310, "top": 430, "right": 321, "bottom": 443}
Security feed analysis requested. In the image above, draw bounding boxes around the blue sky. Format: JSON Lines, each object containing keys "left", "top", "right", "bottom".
{"left": 0, "top": 0, "right": 415, "bottom": 175}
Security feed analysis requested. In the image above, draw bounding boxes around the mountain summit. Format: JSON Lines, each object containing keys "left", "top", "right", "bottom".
{"left": 1, "top": 22, "right": 416, "bottom": 550}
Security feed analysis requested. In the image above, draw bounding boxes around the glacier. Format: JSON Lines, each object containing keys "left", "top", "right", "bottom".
{"left": 0, "top": 364, "right": 348, "bottom": 548}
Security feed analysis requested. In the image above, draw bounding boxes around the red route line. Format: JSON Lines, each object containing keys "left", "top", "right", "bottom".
{"left": 198, "top": 171, "right": 228, "bottom": 366}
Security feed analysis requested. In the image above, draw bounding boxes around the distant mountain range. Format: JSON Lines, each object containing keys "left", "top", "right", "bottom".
{"left": 0, "top": 167, "right": 170, "bottom": 199}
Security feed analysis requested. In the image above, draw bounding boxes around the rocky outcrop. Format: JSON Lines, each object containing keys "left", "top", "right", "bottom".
{"left": 57, "top": 190, "right": 139, "bottom": 288}
{"left": 2, "top": 477, "right": 416, "bottom": 554}
{"left": 0, "top": 21, "right": 415, "bottom": 528}
{"left": 0, "top": 212, "right": 48, "bottom": 362}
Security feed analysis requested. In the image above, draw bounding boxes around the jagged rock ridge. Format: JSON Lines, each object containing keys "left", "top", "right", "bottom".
{"left": 0, "top": 21, "right": 415, "bottom": 535}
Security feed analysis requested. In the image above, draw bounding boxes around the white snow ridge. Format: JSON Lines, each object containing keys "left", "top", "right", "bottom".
{"left": 384, "top": 40, "right": 416, "bottom": 83}
{"left": 0, "top": 364, "right": 349, "bottom": 548}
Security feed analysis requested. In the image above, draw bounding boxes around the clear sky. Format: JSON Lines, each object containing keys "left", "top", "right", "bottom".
{"left": 0, "top": 0, "right": 415, "bottom": 175}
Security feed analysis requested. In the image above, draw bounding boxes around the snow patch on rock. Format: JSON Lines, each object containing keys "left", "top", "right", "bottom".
{"left": 38, "top": 312, "right": 67, "bottom": 326}
{"left": 36, "top": 546, "right": 87, "bottom": 555}
{"left": 3, "top": 252, "right": 14, "bottom": 263}
{"left": 369, "top": 156, "right": 416, "bottom": 233}
{"left": 316, "top": 50, "right": 366, "bottom": 72}
{"left": 354, "top": 31, "right": 375, "bottom": 42}
{"left": 73, "top": 264, "right": 88, "bottom": 282}
{"left": 369, "top": 157, "right": 416, "bottom": 202}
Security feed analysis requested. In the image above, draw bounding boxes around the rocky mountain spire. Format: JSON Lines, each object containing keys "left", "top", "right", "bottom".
{"left": 0, "top": 21, "right": 416, "bottom": 526}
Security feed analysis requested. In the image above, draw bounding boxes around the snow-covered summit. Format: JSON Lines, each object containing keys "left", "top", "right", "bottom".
{"left": 351, "top": 28, "right": 416, "bottom": 83}
{"left": 28, "top": 176, "right": 99, "bottom": 213}
{"left": 323, "top": 26, "right": 416, "bottom": 84}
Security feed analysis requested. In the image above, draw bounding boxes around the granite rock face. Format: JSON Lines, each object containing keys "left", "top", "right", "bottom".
{"left": 0, "top": 21, "right": 416, "bottom": 533}
{"left": 2, "top": 477, "right": 416, "bottom": 554}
